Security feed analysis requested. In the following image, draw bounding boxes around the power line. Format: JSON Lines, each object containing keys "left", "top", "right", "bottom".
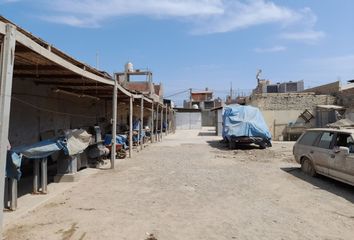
{"left": 165, "top": 89, "right": 190, "bottom": 98}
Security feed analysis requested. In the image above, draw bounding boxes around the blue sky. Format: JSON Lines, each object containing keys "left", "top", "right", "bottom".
{"left": 1, "top": 0, "right": 354, "bottom": 105}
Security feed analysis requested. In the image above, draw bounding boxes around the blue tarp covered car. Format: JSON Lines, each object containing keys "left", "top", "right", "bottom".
{"left": 222, "top": 105, "right": 272, "bottom": 149}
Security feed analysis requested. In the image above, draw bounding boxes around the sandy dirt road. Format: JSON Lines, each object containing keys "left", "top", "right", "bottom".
{"left": 4, "top": 129, "right": 354, "bottom": 240}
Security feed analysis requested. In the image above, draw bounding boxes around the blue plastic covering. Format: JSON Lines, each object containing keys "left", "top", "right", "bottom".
{"left": 104, "top": 134, "right": 128, "bottom": 149}
{"left": 6, "top": 151, "right": 22, "bottom": 180}
{"left": 222, "top": 105, "right": 271, "bottom": 141}
{"left": 12, "top": 139, "right": 67, "bottom": 159}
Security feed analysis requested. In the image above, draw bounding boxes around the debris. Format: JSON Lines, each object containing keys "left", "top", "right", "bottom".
{"left": 145, "top": 232, "right": 158, "bottom": 240}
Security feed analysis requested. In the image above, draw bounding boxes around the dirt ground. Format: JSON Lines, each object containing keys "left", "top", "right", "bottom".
{"left": 4, "top": 128, "right": 354, "bottom": 240}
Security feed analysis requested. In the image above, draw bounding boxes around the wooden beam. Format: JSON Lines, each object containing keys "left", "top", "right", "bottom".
{"left": 0, "top": 23, "right": 16, "bottom": 231}
{"left": 14, "top": 29, "right": 115, "bottom": 86}
{"left": 140, "top": 97, "right": 144, "bottom": 150}
{"left": 14, "top": 73, "right": 84, "bottom": 79}
{"left": 15, "top": 65, "right": 64, "bottom": 71}
{"left": 151, "top": 102, "right": 154, "bottom": 143}
{"left": 34, "top": 81, "right": 107, "bottom": 87}
{"left": 111, "top": 81, "right": 117, "bottom": 169}
{"left": 129, "top": 96, "right": 133, "bottom": 158}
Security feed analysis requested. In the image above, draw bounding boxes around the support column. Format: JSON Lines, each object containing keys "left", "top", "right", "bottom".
{"left": 41, "top": 158, "right": 47, "bottom": 194}
{"left": 151, "top": 102, "right": 154, "bottom": 143}
{"left": 111, "top": 80, "right": 117, "bottom": 169}
{"left": 140, "top": 97, "right": 144, "bottom": 150}
{"left": 160, "top": 106, "right": 163, "bottom": 141}
{"left": 0, "top": 24, "right": 16, "bottom": 229}
{"left": 155, "top": 104, "right": 159, "bottom": 142}
{"left": 165, "top": 105, "right": 168, "bottom": 136}
{"left": 129, "top": 96, "right": 133, "bottom": 158}
{"left": 33, "top": 159, "right": 39, "bottom": 194}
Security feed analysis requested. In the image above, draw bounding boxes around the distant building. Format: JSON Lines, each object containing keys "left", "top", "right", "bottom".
{"left": 183, "top": 88, "right": 222, "bottom": 110}
{"left": 115, "top": 62, "right": 163, "bottom": 102}
{"left": 182, "top": 88, "right": 222, "bottom": 127}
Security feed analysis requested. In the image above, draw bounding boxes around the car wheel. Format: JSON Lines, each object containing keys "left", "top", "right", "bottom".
{"left": 301, "top": 158, "right": 316, "bottom": 177}
{"left": 229, "top": 141, "right": 236, "bottom": 149}
{"left": 258, "top": 141, "right": 266, "bottom": 149}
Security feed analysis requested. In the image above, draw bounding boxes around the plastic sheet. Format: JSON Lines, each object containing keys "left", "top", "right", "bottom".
{"left": 222, "top": 105, "right": 271, "bottom": 141}
{"left": 12, "top": 139, "right": 66, "bottom": 159}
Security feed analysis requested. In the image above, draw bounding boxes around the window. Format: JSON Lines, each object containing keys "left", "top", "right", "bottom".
{"left": 317, "top": 132, "right": 334, "bottom": 149}
{"left": 298, "top": 131, "right": 321, "bottom": 145}
{"left": 334, "top": 133, "right": 354, "bottom": 153}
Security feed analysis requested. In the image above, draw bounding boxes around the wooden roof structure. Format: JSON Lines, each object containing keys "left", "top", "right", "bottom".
{"left": 0, "top": 16, "right": 155, "bottom": 103}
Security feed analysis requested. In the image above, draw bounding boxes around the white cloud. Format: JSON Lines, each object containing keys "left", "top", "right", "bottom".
{"left": 38, "top": 0, "right": 323, "bottom": 38}
{"left": 0, "top": 0, "right": 20, "bottom": 3}
{"left": 42, "top": 0, "right": 224, "bottom": 27}
{"left": 280, "top": 30, "right": 325, "bottom": 43}
{"left": 254, "top": 45, "right": 287, "bottom": 53}
{"left": 40, "top": 15, "right": 100, "bottom": 28}
{"left": 192, "top": 0, "right": 305, "bottom": 34}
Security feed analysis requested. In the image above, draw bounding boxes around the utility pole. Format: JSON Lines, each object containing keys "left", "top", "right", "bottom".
{"left": 189, "top": 88, "right": 192, "bottom": 108}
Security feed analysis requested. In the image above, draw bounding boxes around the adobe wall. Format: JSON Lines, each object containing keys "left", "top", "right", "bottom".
{"left": 247, "top": 93, "right": 336, "bottom": 111}
{"left": 247, "top": 93, "right": 336, "bottom": 140}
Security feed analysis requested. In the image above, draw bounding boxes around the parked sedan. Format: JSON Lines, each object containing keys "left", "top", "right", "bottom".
{"left": 293, "top": 128, "right": 354, "bottom": 186}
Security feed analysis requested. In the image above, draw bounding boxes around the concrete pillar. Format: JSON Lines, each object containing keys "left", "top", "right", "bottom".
{"left": 0, "top": 24, "right": 16, "bottom": 229}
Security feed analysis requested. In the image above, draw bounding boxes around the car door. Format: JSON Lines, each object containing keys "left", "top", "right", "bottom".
{"left": 311, "top": 131, "right": 335, "bottom": 175}
{"left": 330, "top": 133, "right": 354, "bottom": 185}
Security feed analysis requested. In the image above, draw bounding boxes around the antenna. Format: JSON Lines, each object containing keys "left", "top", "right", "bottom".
{"left": 96, "top": 51, "right": 99, "bottom": 69}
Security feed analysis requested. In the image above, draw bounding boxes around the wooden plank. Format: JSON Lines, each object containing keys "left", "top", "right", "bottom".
{"left": 0, "top": 21, "right": 5, "bottom": 35}
{"left": 15, "top": 30, "right": 115, "bottom": 86}
{"left": 0, "top": 23, "right": 16, "bottom": 230}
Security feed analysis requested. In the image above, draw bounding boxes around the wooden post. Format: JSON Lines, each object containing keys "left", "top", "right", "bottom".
{"left": 165, "top": 105, "right": 168, "bottom": 136}
{"left": 0, "top": 24, "right": 16, "bottom": 229}
{"left": 151, "top": 102, "right": 154, "bottom": 143}
{"left": 140, "top": 97, "right": 144, "bottom": 150}
{"left": 155, "top": 104, "right": 159, "bottom": 142}
{"left": 111, "top": 79, "right": 118, "bottom": 168}
{"left": 160, "top": 106, "right": 163, "bottom": 141}
{"left": 129, "top": 96, "right": 133, "bottom": 158}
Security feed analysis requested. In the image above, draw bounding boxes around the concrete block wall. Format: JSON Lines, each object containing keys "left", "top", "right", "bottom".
{"left": 303, "top": 81, "right": 340, "bottom": 95}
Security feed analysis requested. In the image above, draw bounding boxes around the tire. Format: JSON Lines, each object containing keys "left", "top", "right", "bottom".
{"left": 258, "top": 141, "right": 266, "bottom": 149}
{"left": 301, "top": 158, "right": 316, "bottom": 177}
{"left": 229, "top": 141, "right": 236, "bottom": 149}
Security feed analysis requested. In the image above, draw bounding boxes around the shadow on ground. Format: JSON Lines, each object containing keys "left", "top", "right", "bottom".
{"left": 198, "top": 132, "right": 216, "bottom": 136}
{"left": 281, "top": 167, "right": 354, "bottom": 204}
{"left": 206, "top": 140, "right": 261, "bottom": 150}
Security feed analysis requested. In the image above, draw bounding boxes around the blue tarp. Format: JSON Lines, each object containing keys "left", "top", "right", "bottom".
{"left": 222, "top": 105, "right": 271, "bottom": 141}
{"left": 104, "top": 134, "right": 128, "bottom": 149}
{"left": 6, "top": 151, "right": 22, "bottom": 180}
{"left": 12, "top": 139, "right": 67, "bottom": 159}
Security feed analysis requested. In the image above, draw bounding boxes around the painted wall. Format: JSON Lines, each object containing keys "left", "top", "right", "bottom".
{"left": 176, "top": 112, "right": 202, "bottom": 130}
